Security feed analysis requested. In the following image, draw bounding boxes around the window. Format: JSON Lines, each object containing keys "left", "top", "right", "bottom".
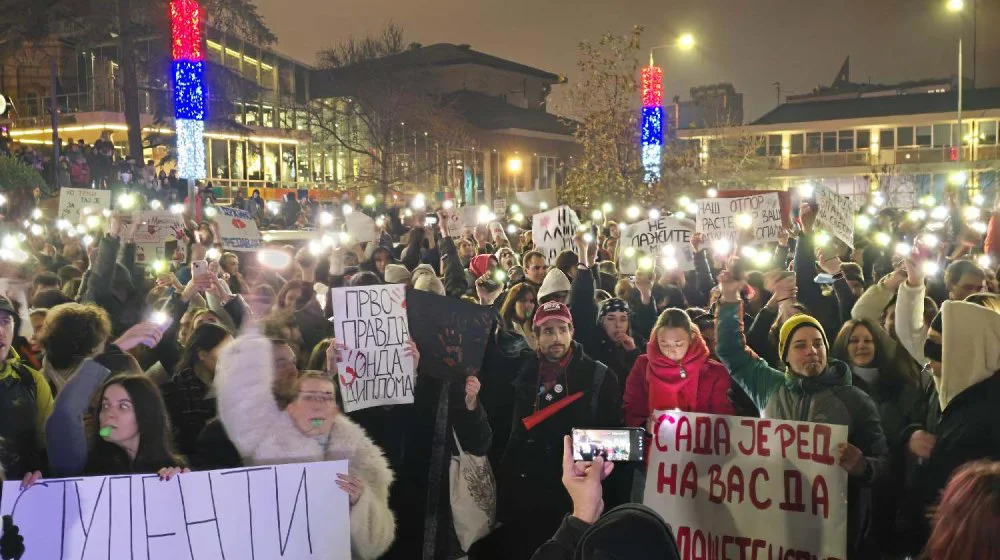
{"left": 933, "top": 124, "right": 952, "bottom": 147}
{"left": 954, "top": 123, "right": 970, "bottom": 145}
{"left": 838, "top": 130, "right": 854, "bottom": 152}
{"left": 210, "top": 139, "right": 229, "bottom": 179}
{"left": 262, "top": 104, "right": 274, "bottom": 128}
{"left": 822, "top": 132, "right": 837, "bottom": 153}
{"left": 916, "top": 126, "right": 932, "bottom": 147}
{"left": 981, "top": 121, "right": 998, "bottom": 144}
{"left": 806, "top": 132, "right": 821, "bottom": 154}
{"left": 879, "top": 129, "right": 895, "bottom": 149}
{"left": 897, "top": 127, "right": 914, "bottom": 146}
{"left": 767, "top": 135, "right": 783, "bottom": 156}
{"left": 790, "top": 134, "right": 804, "bottom": 155}
{"left": 856, "top": 130, "right": 871, "bottom": 150}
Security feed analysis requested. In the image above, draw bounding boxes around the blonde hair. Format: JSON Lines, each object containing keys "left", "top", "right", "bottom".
{"left": 965, "top": 292, "right": 1000, "bottom": 314}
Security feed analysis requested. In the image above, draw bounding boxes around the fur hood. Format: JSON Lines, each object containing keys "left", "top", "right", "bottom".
{"left": 215, "top": 329, "right": 396, "bottom": 560}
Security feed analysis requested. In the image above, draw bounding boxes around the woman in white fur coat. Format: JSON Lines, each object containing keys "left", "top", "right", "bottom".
{"left": 215, "top": 328, "right": 397, "bottom": 560}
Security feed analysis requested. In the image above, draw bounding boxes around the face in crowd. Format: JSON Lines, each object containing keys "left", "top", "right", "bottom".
{"left": 536, "top": 320, "right": 572, "bottom": 362}
{"left": 602, "top": 311, "right": 629, "bottom": 343}
{"left": 0, "top": 310, "right": 14, "bottom": 363}
{"left": 846, "top": 324, "right": 876, "bottom": 368}
{"left": 99, "top": 384, "right": 139, "bottom": 450}
{"left": 787, "top": 327, "right": 827, "bottom": 377}
{"left": 515, "top": 290, "right": 537, "bottom": 323}
{"left": 525, "top": 255, "right": 547, "bottom": 285}
{"left": 656, "top": 326, "right": 690, "bottom": 362}
{"left": 286, "top": 376, "right": 339, "bottom": 436}
{"left": 272, "top": 342, "right": 299, "bottom": 401}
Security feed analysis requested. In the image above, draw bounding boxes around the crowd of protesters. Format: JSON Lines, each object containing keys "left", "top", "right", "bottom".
{"left": 0, "top": 170, "right": 997, "bottom": 560}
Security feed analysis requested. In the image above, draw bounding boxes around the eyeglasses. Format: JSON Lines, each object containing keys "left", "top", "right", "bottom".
{"left": 298, "top": 391, "right": 335, "bottom": 404}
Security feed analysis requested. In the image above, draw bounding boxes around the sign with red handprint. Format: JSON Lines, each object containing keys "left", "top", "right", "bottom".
{"left": 406, "top": 289, "right": 495, "bottom": 382}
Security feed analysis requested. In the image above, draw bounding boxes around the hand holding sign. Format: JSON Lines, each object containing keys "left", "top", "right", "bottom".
{"left": 464, "top": 376, "right": 481, "bottom": 411}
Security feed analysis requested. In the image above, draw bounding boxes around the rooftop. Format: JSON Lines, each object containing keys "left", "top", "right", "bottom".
{"left": 751, "top": 88, "right": 1000, "bottom": 126}
{"left": 444, "top": 90, "right": 575, "bottom": 136}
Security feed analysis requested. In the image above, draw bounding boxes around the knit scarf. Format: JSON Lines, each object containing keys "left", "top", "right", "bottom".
{"left": 645, "top": 333, "right": 710, "bottom": 412}
{"left": 538, "top": 344, "right": 574, "bottom": 393}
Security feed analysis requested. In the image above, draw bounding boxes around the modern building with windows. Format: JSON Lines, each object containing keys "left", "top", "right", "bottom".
{"left": 678, "top": 78, "right": 1000, "bottom": 208}
{"left": 1, "top": 33, "right": 578, "bottom": 204}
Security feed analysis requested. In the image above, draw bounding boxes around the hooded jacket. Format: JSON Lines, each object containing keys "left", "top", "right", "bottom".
{"left": 530, "top": 504, "right": 679, "bottom": 560}
{"left": 215, "top": 330, "right": 396, "bottom": 560}
{"left": 900, "top": 301, "right": 1000, "bottom": 554}
{"left": 623, "top": 333, "right": 734, "bottom": 429}
{"left": 539, "top": 269, "right": 572, "bottom": 301}
{"left": 715, "top": 301, "right": 889, "bottom": 557}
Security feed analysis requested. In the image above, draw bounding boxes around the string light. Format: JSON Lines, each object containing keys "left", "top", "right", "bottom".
{"left": 173, "top": 61, "right": 206, "bottom": 120}
{"left": 169, "top": 0, "right": 204, "bottom": 60}
{"left": 640, "top": 65, "right": 664, "bottom": 184}
{"left": 176, "top": 119, "right": 206, "bottom": 179}
{"left": 170, "top": 0, "right": 206, "bottom": 180}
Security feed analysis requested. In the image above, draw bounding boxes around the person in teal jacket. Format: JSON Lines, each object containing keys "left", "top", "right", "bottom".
{"left": 714, "top": 269, "right": 889, "bottom": 558}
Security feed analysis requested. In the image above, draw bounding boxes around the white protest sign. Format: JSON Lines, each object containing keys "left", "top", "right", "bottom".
{"left": 215, "top": 206, "right": 263, "bottom": 251}
{"left": 345, "top": 212, "right": 377, "bottom": 243}
{"left": 815, "top": 186, "right": 855, "bottom": 249}
{"left": 130, "top": 211, "right": 185, "bottom": 263}
{"left": 696, "top": 193, "right": 782, "bottom": 245}
{"left": 0, "top": 460, "right": 351, "bottom": 560}
{"left": 644, "top": 411, "right": 848, "bottom": 560}
{"left": 618, "top": 216, "right": 696, "bottom": 275}
{"left": 492, "top": 198, "right": 507, "bottom": 217}
{"left": 532, "top": 205, "right": 580, "bottom": 263}
{"left": 58, "top": 188, "right": 112, "bottom": 224}
{"left": 488, "top": 221, "right": 505, "bottom": 240}
{"left": 331, "top": 284, "right": 415, "bottom": 412}
{"left": 442, "top": 207, "right": 479, "bottom": 238}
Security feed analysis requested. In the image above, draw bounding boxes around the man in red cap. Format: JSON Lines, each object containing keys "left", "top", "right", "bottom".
{"left": 495, "top": 301, "right": 622, "bottom": 560}
{"left": 0, "top": 295, "right": 53, "bottom": 480}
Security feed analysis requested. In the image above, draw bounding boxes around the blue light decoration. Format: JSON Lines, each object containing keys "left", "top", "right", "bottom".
{"left": 171, "top": 0, "right": 206, "bottom": 180}
{"left": 641, "top": 66, "right": 663, "bottom": 183}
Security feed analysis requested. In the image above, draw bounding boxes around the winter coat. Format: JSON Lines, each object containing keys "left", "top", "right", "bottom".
{"left": 215, "top": 330, "right": 396, "bottom": 560}
{"left": 715, "top": 301, "right": 889, "bottom": 558}
{"left": 899, "top": 302, "right": 1000, "bottom": 555}
{"left": 623, "top": 333, "right": 735, "bottom": 429}
{"left": 529, "top": 505, "right": 680, "bottom": 560}
{"left": 497, "top": 342, "right": 622, "bottom": 559}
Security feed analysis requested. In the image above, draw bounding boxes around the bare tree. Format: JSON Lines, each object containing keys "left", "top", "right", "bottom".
{"left": 306, "top": 23, "right": 472, "bottom": 198}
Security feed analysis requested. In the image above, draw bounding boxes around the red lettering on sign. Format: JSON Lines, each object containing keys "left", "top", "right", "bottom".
{"left": 694, "top": 415, "right": 712, "bottom": 454}
{"left": 780, "top": 470, "right": 806, "bottom": 512}
{"left": 750, "top": 468, "right": 771, "bottom": 510}
{"left": 797, "top": 424, "right": 810, "bottom": 461}
{"left": 812, "top": 424, "right": 835, "bottom": 465}
{"left": 776, "top": 423, "right": 795, "bottom": 458}
{"left": 680, "top": 461, "right": 698, "bottom": 498}
{"left": 727, "top": 466, "right": 745, "bottom": 505}
{"left": 715, "top": 418, "right": 731, "bottom": 456}
{"left": 812, "top": 474, "right": 830, "bottom": 519}
{"left": 756, "top": 419, "right": 771, "bottom": 457}
{"left": 708, "top": 464, "right": 724, "bottom": 504}
{"left": 738, "top": 419, "right": 755, "bottom": 455}
{"left": 676, "top": 416, "right": 692, "bottom": 451}
{"left": 654, "top": 413, "right": 673, "bottom": 452}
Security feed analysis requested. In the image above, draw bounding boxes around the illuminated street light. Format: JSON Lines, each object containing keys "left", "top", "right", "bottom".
{"left": 677, "top": 33, "right": 696, "bottom": 51}
{"left": 507, "top": 157, "right": 523, "bottom": 174}
{"left": 946, "top": 0, "right": 963, "bottom": 12}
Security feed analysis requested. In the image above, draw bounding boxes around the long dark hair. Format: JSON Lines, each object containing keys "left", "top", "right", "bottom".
{"left": 85, "top": 375, "right": 186, "bottom": 475}
{"left": 176, "top": 322, "right": 231, "bottom": 375}
{"left": 499, "top": 283, "right": 537, "bottom": 331}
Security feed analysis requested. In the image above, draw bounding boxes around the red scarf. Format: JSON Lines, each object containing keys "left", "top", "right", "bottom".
{"left": 645, "top": 333, "right": 710, "bottom": 412}
{"left": 538, "top": 345, "right": 574, "bottom": 390}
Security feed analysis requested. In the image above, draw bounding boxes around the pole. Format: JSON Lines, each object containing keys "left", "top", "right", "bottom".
{"left": 187, "top": 178, "right": 196, "bottom": 216}
{"left": 50, "top": 58, "right": 60, "bottom": 172}
{"left": 957, "top": 35, "right": 963, "bottom": 163}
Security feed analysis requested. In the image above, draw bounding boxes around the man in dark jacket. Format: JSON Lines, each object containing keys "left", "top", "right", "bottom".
{"left": 531, "top": 435, "right": 679, "bottom": 560}
{"left": 497, "top": 301, "right": 622, "bottom": 560}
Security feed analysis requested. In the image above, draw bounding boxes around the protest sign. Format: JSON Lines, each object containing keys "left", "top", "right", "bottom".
{"left": 442, "top": 206, "right": 479, "bottom": 238}
{"left": 532, "top": 206, "right": 580, "bottom": 263}
{"left": 0, "top": 460, "right": 351, "bottom": 560}
{"left": 57, "top": 188, "right": 112, "bottom": 224}
{"left": 488, "top": 221, "right": 505, "bottom": 241}
{"left": 130, "top": 211, "right": 185, "bottom": 263}
{"left": 215, "top": 206, "right": 263, "bottom": 251}
{"left": 330, "top": 284, "right": 415, "bottom": 412}
{"left": 644, "top": 411, "right": 848, "bottom": 560}
{"left": 815, "top": 186, "right": 855, "bottom": 249}
{"left": 617, "top": 216, "right": 696, "bottom": 275}
{"left": 696, "top": 193, "right": 783, "bottom": 245}
{"left": 345, "top": 212, "right": 377, "bottom": 243}
{"left": 406, "top": 289, "right": 495, "bottom": 382}
{"left": 492, "top": 197, "right": 507, "bottom": 217}
{"left": 515, "top": 188, "right": 557, "bottom": 213}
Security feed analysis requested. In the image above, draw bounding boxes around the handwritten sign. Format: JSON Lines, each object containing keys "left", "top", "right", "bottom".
{"left": 216, "top": 206, "right": 263, "bottom": 251}
{"left": 330, "top": 284, "right": 414, "bottom": 412}
{"left": 129, "top": 211, "right": 185, "bottom": 263}
{"left": 618, "top": 216, "right": 696, "bottom": 275}
{"left": 0, "top": 461, "right": 350, "bottom": 560}
{"left": 815, "top": 186, "right": 855, "bottom": 249}
{"left": 532, "top": 206, "right": 580, "bottom": 263}
{"left": 696, "top": 193, "right": 782, "bottom": 245}
{"left": 644, "top": 411, "right": 847, "bottom": 560}
{"left": 58, "top": 188, "right": 112, "bottom": 224}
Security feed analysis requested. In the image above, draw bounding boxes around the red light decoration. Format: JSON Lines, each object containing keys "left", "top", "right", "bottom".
{"left": 642, "top": 66, "right": 663, "bottom": 108}
{"left": 170, "top": 0, "right": 204, "bottom": 61}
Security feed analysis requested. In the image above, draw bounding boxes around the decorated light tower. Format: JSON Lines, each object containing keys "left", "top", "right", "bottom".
{"left": 170, "top": 0, "right": 207, "bottom": 206}
{"left": 640, "top": 62, "right": 663, "bottom": 184}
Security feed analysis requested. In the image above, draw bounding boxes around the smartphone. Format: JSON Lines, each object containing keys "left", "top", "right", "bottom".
{"left": 191, "top": 259, "right": 209, "bottom": 279}
{"left": 425, "top": 216, "right": 439, "bottom": 226}
{"left": 571, "top": 428, "right": 646, "bottom": 463}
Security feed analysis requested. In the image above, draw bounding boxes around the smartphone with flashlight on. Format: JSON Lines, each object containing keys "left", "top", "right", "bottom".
{"left": 571, "top": 428, "right": 645, "bottom": 463}
{"left": 191, "top": 259, "right": 209, "bottom": 280}
{"left": 480, "top": 269, "right": 507, "bottom": 292}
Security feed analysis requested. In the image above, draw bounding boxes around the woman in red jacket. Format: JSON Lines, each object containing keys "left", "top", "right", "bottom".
{"left": 623, "top": 308, "right": 735, "bottom": 429}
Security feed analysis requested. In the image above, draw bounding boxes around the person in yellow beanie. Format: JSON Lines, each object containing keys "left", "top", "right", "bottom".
{"left": 715, "top": 268, "right": 888, "bottom": 559}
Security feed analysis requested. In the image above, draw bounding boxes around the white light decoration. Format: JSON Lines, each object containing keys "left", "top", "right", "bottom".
{"left": 342, "top": 204, "right": 354, "bottom": 216}
{"left": 626, "top": 206, "right": 641, "bottom": 221}
{"left": 31, "top": 208, "right": 42, "bottom": 220}
{"left": 648, "top": 209, "right": 661, "bottom": 220}
{"left": 176, "top": 119, "right": 207, "bottom": 179}
{"left": 319, "top": 212, "right": 334, "bottom": 226}
{"left": 641, "top": 144, "right": 662, "bottom": 183}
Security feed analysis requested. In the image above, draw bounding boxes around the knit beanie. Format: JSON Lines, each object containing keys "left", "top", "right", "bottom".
{"left": 538, "top": 268, "right": 572, "bottom": 300}
{"left": 598, "top": 298, "right": 630, "bottom": 323}
{"left": 383, "top": 264, "right": 411, "bottom": 285}
{"left": 778, "top": 314, "right": 828, "bottom": 362}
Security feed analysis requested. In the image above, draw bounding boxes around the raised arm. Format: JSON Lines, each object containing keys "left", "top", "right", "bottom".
{"left": 46, "top": 358, "right": 111, "bottom": 477}
{"left": 895, "top": 261, "right": 928, "bottom": 365}
{"left": 215, "top": 328, "right": 283, "bottom": 456}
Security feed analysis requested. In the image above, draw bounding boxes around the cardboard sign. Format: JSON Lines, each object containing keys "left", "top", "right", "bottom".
{"left": 330, "top": 284, "right": 415, "bottom": 412}
{"left": 532, "top": 206, "right": 581, "bottom": 263}
{"left": 696, "top": 193, "right": 782, "bottom": 245}
{"left": 406, "top": 289, "right": 495, "bottom": 382}
{"left": 618, "top": 216, "right": 696, "bottom": 275}
{"left": 345, "top": 212, "right": 377, "bottom": 243}
{"left": 215, "top": 206, "right": 263, "bottom": 251}
{"left": 644, "top": 411, "right": 848, "bottom": 560}
{"left": 0, "top": 461, "right": 351, "bottom": 560}
{"left": 815, "top": 186, "right": 856, "bottom": 249}
{"left": 57, "top": 188, "right": 112, "bottom": 224}
{"left": 442, "top": 207, "right": 478, "bottom": 238}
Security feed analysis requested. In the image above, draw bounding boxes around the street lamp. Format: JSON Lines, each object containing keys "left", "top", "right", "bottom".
{"left": 507, "top": 156, "right": 522, "bottom": 194}
{"left": 946, "top": 0, "right": 965, "bottom": 163}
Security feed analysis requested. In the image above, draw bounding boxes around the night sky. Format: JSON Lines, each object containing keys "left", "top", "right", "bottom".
{"left": 255, "top": 0, "right": 999, "bottom": 121}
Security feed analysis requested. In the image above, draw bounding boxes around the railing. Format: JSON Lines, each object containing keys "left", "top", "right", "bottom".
{"left": 788, "top": 152, "right": 871, "bottom": 169}
{"left": 7, "top": 91, "right": 154, "bottom": 126}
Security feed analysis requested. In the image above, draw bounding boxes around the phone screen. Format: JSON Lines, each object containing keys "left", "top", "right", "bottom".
{"left": 571, "top": 428, "right": 645, "bottom": 463}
